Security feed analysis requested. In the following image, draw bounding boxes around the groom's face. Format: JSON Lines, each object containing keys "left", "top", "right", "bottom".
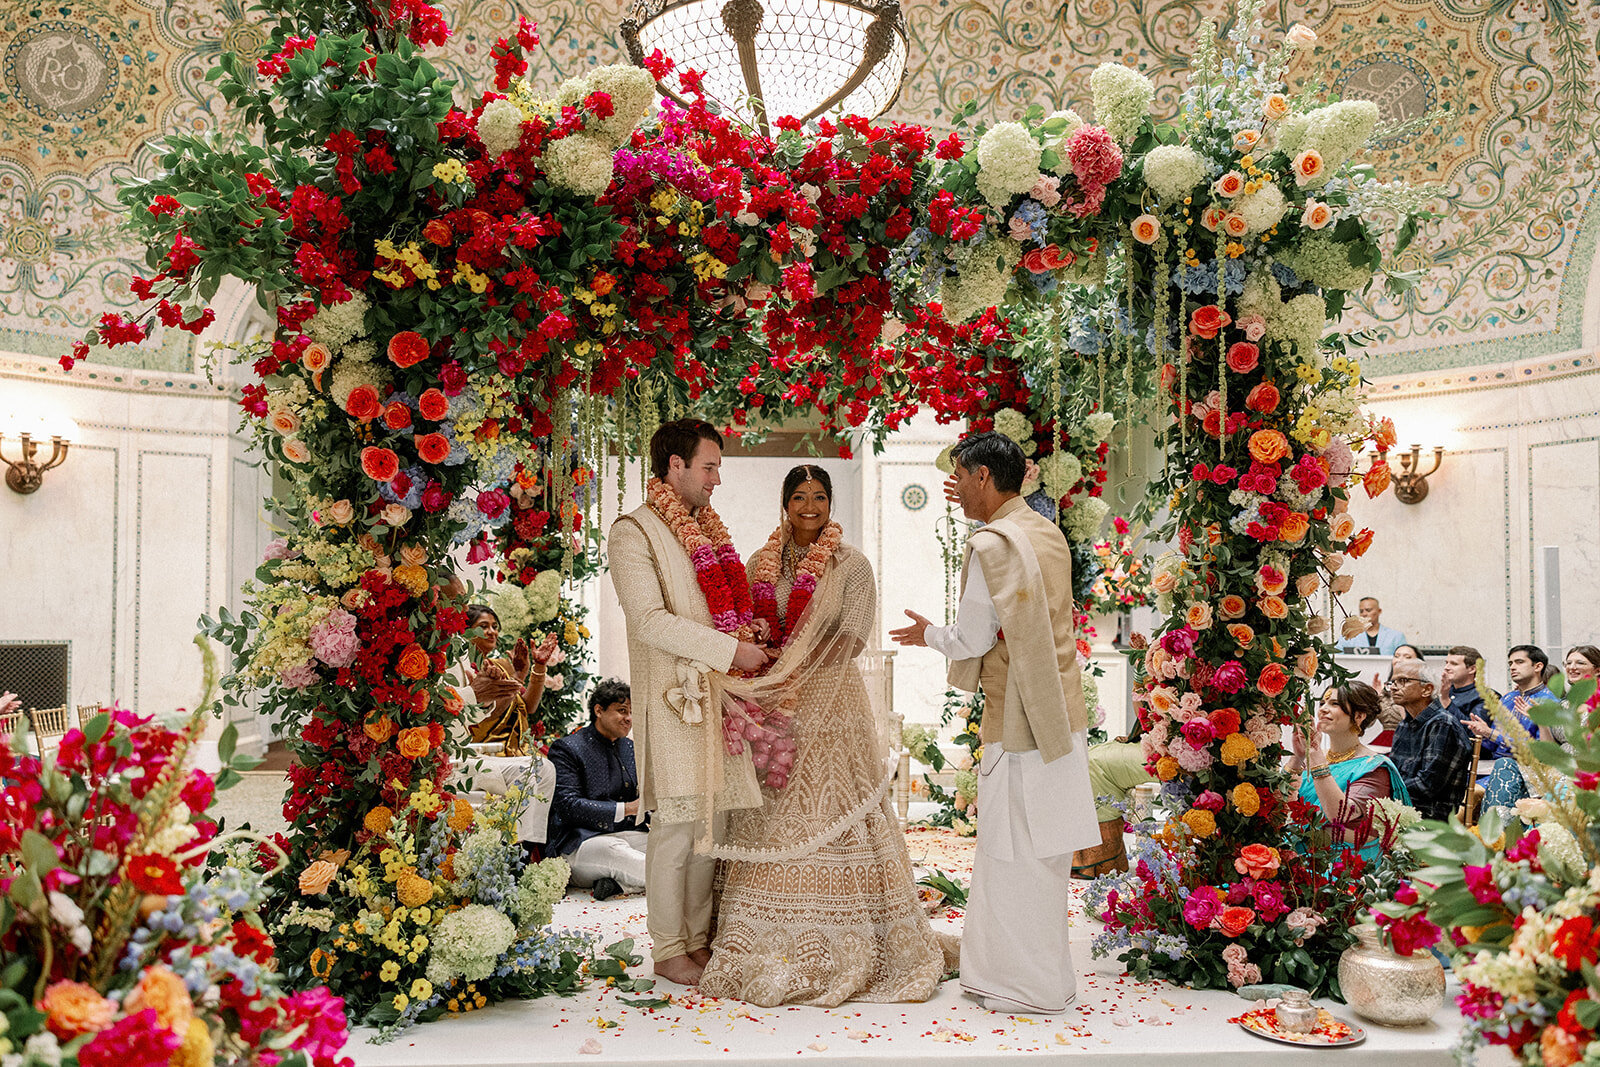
{"left": 669, "top": 438, "right": 722, "bottom": 509}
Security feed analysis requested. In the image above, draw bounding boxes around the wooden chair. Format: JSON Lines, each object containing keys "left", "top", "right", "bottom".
{"left": 76, "top": 704, "right": 108, "bottom": 729}
{"left": 1461, "top": 736, "right": 1484, "bottom": 827}
{"left": 29, "top": 705, "right": 70, "bottom": 758}
{"left": 0, "top": 709, "right": 19, "bottom": 741}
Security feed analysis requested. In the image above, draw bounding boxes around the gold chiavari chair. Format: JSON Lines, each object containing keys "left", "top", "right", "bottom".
{"left": 29, "top": 705, "right": 71, "bottom": 757}
{"left": 1461, "top": 736, "right": 1484, "bottom": 827}
{"left": 76, "top": 704, "right": 104, "bottom": 729}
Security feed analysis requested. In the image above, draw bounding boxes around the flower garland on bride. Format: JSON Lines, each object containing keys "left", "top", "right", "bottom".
{"left": 645, "top": 477, "right": 754, "bottom": 640}
{"left": 749, "top": 520, "right": 844, "bottom": 647}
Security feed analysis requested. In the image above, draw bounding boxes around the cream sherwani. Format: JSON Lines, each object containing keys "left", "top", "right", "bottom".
{"left": 609, "top": 505, "right": 760, "bottom": 962}
{"left": 926, "top": 495, "right": 1098, "bottom": 1013}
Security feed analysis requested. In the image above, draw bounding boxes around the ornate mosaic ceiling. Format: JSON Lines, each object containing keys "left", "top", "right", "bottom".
{"left": 1, "top": 0, "right": 1594, "bottom": 378}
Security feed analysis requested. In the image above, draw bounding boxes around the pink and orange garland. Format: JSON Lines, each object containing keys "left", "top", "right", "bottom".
{"left": 749, "top": 520, "right": 843, "bottom": 647}
{"left": 646, "top": 478, "right": 754, "bottom": 640}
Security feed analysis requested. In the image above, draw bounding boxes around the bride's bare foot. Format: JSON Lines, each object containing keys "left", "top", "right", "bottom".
{"left": 688, "top": 947, "right": 711, "bottom": 967}
{"left": 654, "top": 954, "right": 704, "bottom": 986}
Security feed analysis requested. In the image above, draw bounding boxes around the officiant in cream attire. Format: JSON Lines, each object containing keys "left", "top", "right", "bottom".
{"left": 608, "top": 419, "right": 775, "bottom": 987}
{"left": 892, "top": 430, "right": 1098, "bottom": 1014}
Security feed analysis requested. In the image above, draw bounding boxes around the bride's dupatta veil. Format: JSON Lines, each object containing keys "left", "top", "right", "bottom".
{"left": 694, "top": 524, "right": 958, "bottom": 1007}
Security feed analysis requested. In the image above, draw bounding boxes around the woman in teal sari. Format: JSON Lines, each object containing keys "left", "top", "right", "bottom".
{"left": 1289, "top": 681, "right": 1412, "bottom": 864}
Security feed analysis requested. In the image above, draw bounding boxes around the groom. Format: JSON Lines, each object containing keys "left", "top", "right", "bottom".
{"left": 891, "top": 431, "right": 1098, "bottom": 1013}
{"left": 609, "top": 419, "right": 772, "bottom": 986}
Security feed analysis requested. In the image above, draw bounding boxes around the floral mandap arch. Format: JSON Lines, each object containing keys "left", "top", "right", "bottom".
{"left": 66, "top": 0, "right": 1435, "bottom": 1029}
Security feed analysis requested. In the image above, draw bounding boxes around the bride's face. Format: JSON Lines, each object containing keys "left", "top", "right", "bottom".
{"left": 785, "top": 479, "right": 831, "bottom": 539}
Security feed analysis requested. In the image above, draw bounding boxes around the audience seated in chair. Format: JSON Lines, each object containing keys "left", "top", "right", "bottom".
{"left": 1385, "top": 660, "right": 1474, "bottom": 822}
{"left": 1473, "top": 645, "right": 1554, "bottom": 813}
{"left": 547, "top": 679, "right": 647, "bottom": 901}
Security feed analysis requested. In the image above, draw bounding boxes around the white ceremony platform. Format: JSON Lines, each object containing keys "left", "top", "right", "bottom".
{"left": 346, "top": 830, "right": 1477, "bottom": 1066}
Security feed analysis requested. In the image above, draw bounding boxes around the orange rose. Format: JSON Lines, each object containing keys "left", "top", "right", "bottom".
{"left": 397, "top": 726, "right": 431, "bottom": 759}
{"left": 418, "top": 388, "right": 450, "bottom": 421}
{"left": 1216, "top": 906, "right": 1257, "bottom": 937}
{"left": 1190, "top": 304, "right": 1232, "bottom": 340}
{"left": 1201, "top": 205, "right": 1227, "bottom": 231}
{"left": 1247, "top": 429, "right": 1291, "bottom": 464}
{"left": 1293, "top": 149, "right": 1324, "bottom": 184}
{"left": 360, "top": 446, "right": 400, "bottom": 482}
{"left": 416, "top": 432, "right": 451, "bottom": 464}
{"left": 1223, "top": 212, "right": 1250, "bottom": 238}
{"left": 395, "top": 643, "right": 430, "bottom": 680}
{"left": 1263, "top": 94, "right": 1290, "bottom": 120}
{"left": 298, "top": 859, "right": 337, "bottom": 896}
{"left": 344, "top": 383, "right": 382, "bottom": 422}
{"left": 1278, "top": 512, "right": 1310, "bottom": 543}
{"left": 1295, "top": 650, "right": 1319, "bottom": 679}
{"left": 387, "top": 331, "right": 431, "bottom": 368}
{"left": 1219, "top": 595, "right": 1247, "bottom": 620}
{"left": 1156, "top": 756, "right": 1180, "bottom": 781}
{"left": 399, "top": 543, "right": 428, "bottom": 567}
{"left": 1295, "top": 573, "right": 1321, "bottom": 598}
{"left": 1245, "top": 381, "right": 1280, "bottom": 414}
{"left": 1258, "top": 594, "right": 1289, "bottom": 619}
{"left": 302, "top": 342, "right": 332, "bottom": 372}
{"left": 1341, "top": 615, "right": 1366, "bottom": 639}
{"left": 1330, "top": 513, "right": 1356, "bottom": 540}
{"left": 41, "top": 980, "right": 115, "bottom": 1039}
{"left": 383, "top": 402, "right": 413, "bottom": 431}
{"left": 1347, "top": 529, "right": 1375, "bottom": 558}
{"left": 127, "top": 965, "right": 193, "bottom": 1035}
{"left": 364, "top": 714, "right": 395, "bottom": 742}
{"left": 440, "top": 685, "right": 465, "bottom": 716}
{"left": 1227, "top": 623, "right": 1255, "bottom": 647}
{"left": 1186, "top": 602, "right": 1214, "bottom": 630}
{"left": 1206, "top": 524, "right": 1222, "bottom": 546}
{"left": 1152, "top": 570, "right": 1178, "bottom": 594}
{"left": 1258, "top": 663, "right": 1290, "bottom": 697}
{"left": 1148, "top": 686, "right": 1179, "bottom": 715}
{"left": 1235, "top": 843, "right": 1283, "bottom": 879}
{"left": 1213, "top": 171, "right": 1245, "bottom": 198}
{"left": 268, "top": 408, "right": 301, "bottom": 435}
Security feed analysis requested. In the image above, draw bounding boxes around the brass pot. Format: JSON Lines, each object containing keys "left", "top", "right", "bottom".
{"left": 1337, "top": 923, "right": 1446, "bottom": 1027}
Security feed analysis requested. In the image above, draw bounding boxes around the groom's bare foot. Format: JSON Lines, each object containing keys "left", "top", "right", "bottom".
{"left": 688, "top": 947, "right": 711, "bottom": 967}
{"left": 654, "top": 954, "right": 703, "bottom": 986}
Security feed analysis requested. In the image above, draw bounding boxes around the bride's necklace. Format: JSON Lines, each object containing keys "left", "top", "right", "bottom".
{"left": 1325, "top": 744, "right": 1363, "bottom": 765}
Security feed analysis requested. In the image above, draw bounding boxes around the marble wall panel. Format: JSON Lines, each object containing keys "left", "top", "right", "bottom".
{"left": 1529, "top": 438, "right": 1600, "bottom": 651}
{"left": 133, "top": 450, "right": 213, "bottom": 713}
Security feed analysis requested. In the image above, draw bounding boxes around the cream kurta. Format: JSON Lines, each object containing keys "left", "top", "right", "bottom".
{"left": 608, "top": 505, "right": 759, "bottom": 823}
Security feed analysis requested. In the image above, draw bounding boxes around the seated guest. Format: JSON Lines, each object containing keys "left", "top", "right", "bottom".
{"left": 1385, "top": 661, "right": 1473, "bottom": 821}
{"left": 1390, "top": 644, "right": 1424, "bottom": 666}
{"left": 1075, "top": 720, "right": 1152, "bottom": 878}
{"left": 1474, "top": 645, "right": 1554, "bottom": 811}
{"left": 1547, "top": 645, "right": 1599, "bottom": 747}
{"left": 1440, "top": 645, "right": 1495, "bottom": 722}
{"left": 453, "top": 605, "right": 557, "bottom": 849}
{"left": 1288, "top": 682, "right": 1412, "bottom": 863}
{"left": 547, "top": 679, "right": 647, "bottom": 901}
{"left": 1339, "top": 596, "right": 1408, "bottom": 657}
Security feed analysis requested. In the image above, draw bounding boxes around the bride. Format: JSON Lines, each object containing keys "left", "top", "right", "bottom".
{"left": 697, "top": 465, "right": 958, "bottom": 1007}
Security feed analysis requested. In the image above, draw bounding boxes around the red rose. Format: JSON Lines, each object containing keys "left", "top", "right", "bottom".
{"left": 423, "top": 219, "right": 452, "bottom": 245}
{"left": 1208, "top": 707, "right": 1241, "bottom": 736}
{"left": 418, "top": 387, "right": 450, "bottom": 421}
{"left": 1190, "top": 304, "right": 1231, "bottom": 340}
{"left": 360, "top": 446, "right": 400, "bottom": 482}
{"left": 1215, "top": 906, "right": 1256, "bottom": 937}
{"left": 1258, "top": 663, "right": 1290, "bottom": 697}
{"left": 128, "top": 853, "right": 185, "bottom": 895}
{"left": 383, "top": 402, "right": 413, "bottom": 430}
{"left": 345, "top": 383, "right": 382, "bottom": 422}
{"left": 387, "top": 331, "right": 431, "bottom": 368}
{"left": 1245, "top": 381, "right": 1280, "bottom": 413}
{"left": 1225, "top": 341, "right": 1259, "bottom": 373}
{"left": 415, "top": 433, "right": 450, "bottom": 464}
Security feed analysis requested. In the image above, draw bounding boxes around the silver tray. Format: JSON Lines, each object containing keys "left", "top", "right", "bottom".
{"left": 1236, "top": 1007, "right": 1368, "bottom": 1048}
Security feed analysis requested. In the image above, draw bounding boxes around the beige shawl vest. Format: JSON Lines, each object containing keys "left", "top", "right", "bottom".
{"left": 946, "top": 495, "right": 1088, "bottom": 763}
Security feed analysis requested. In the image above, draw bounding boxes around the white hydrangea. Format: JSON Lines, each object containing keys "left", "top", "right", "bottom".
{"left": 328, "top": 359, "right": 390, "bottom": 410}
{"left": 1038, "top": 450, "right": 1082, "bottom": 497}
{"left": 305, "top": 292, "right": 370, "bottom": 348}
{"left": 1141, "top": 144, "right": 1207, "bottom": 202}
{"left": 992, "top": 407, "right": 1034, "bottom": 444}
{"left": 524, "top": 568, "right": 562, "bottom": 624}
{"left": 1045, "top": 109, "right": 1086, "bottom": 176}
{"left": 934, "top": 443, "right": 956, "bottom": 474}
{"left": 585, "top": 64, "right": 657, "bottom": 148}
{"left": 1089, "top": 63, "right": 1154, "bottom": 144}
{"left": 426, "top": 903, "right": 517, "bottom": 985}
{"left": 940, "top": 239, "right": 1020, "bottom": 323}
{"left": 1300, "top": 99, "right": 1381, "bottom": 179}
{"left": 1275, "top": 235, "right": 1374, "bottom": 291}
{"left": 1084, "top": 410, "right": 1116, "bottom": 443}
{"left": 543, "top": 133, "right": 615, "bottom": 198}
{"left": 514, "top": 856, "right": 571, "bottom": 930}
{"left": 1234, "top": 182, "right": 1288, "bottom": 235}
{"left": 1266, "top": 293, "right": 1328, "bottom": 357}
{"left": 1237, "top": 269, "right": 1282, "bottom": 321}
{"left": 1062, "top": 495, "right": 1110, "bottom": 541}
{"left": 477, "top": 97, "right": 526, "bottom": 158}
{"left": 1273, "top": 112, "right": 1311, "bottom": 156}
{"left": 974, "top": 122, "right": 1043, "bottom": 209}
{"left": 344, "top": 338, "right": 376, "bottom": 363}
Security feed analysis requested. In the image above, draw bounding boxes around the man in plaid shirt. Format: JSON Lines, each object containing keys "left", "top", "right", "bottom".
{"left": 1386, "top": 659, "right": 1475, "bottom": 821}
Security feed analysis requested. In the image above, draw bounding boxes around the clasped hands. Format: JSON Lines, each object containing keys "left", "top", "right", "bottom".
{"left": 467, "top": 632, "right": 559, "bottom": 704}
{"left": 733, "top": 618, "right": 779, "bottom": 673}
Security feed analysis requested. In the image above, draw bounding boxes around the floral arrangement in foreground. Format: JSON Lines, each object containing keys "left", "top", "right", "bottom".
{"left": 0, "top": 659, "right": 351, "bottom": 1067}
{"left": 273, "top": 780, "right": 589, "bottom": 1036}
{"left": 1372, "top": 677, "right": 1600, "bottom": 1064}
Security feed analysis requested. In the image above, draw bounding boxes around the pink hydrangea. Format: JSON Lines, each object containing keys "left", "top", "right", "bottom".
{"left": 309, "top": 609, "right": 360, "bottom": 668}
{"left": 278, "top": 661, "right": 320, "bottom": 690}
{"left": 262, "top": 538, "right": 293, "bottom": 561}
{"left": 1173, "top": 741, "right": 1214, "bottom": 773}
{"left": 1067, "top": 125, "right": 1123, "bottom": 188}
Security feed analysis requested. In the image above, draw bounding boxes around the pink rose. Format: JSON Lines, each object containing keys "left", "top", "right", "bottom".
{"left": 1008, "top": 214, "right": 1034, "bottom": 241}
{"left": 1029, "top": 173, "right": 1062, "bottom": 206}
{"left": 1179, "top": 719, "right": 1215, "bottom": 748}
{"left": 1225, "top": 342, "right": 1259, "bottom": 374}
{"left": 1211, "top": 660, "right": 1248, "bottom": 694}
{"left": 1253, "top": 880, "right": 1288, "bottom": 920}
{"left": 262, "top": 538, "right": 292, "bottom": 561}
{"left": 1194, "top": 790, "right": 1226, "bottom": 812}
{"left": 476, "top": 488, "right": 511, "bottom": 519}
{"left": 1182, "top": 886, "right": 1224, "bottom": 929}
{"left": 1236, "top": 314, "right": 1267, "bottom": 341}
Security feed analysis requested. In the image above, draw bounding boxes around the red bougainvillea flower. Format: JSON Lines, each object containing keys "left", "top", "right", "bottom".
{"left": 387, "top": 331, "right": 431, "bottom": 368}
{"left": 127, "top": 853, "right": 185, "bottom": 895}
{"left": 360, "top": 447, "right": 400, "bottom": 482}
{"left": 415, "top": 433, "right": 450, "bottom": 464}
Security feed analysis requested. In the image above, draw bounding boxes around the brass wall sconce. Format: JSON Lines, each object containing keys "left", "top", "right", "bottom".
{"left": 1389, "top": 444, "right": 1445, "bottom": 505}
{"left": 0, "top": 413, "right": 77, "bottom": 494}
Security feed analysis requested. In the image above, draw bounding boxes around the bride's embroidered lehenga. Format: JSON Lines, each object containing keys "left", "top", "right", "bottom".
{"left": 696, "top": 542, "right": 959, "bottom": 1007}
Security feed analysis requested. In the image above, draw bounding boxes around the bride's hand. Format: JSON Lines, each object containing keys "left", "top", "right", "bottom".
{"left": 752, "top": 618, "right": 772, "bottom": 644}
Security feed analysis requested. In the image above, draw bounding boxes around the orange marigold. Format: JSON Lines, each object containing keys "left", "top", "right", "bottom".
{"left": 447, "top": 796, "right": 475, "bottom": 833}
{"left": 395, "top": 868, "right": 434, "bottom": 908}
{"left": 1232, "top": 782, "right": 1261, "bottom": 816}
{"left": 1180, "top": 808, "right": 1217, "bottom": 839}
{"left": 393, "top": 564, "right": 430, "bottom": 597}
{"left": 1220, "top": 732, "right": 1260, "bottom": 767}
{"left": 363, "top": 806, "right": 395, "bottom": 834}
{"left": 1155, "top": 756, "right": 1180, "bottom": 781}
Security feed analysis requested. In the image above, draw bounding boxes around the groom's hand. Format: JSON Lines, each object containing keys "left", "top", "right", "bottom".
{"left": 890, "top": 610, "right": 932, "bottom": 647}
{"left": 733, "top": 641, "right": 776, "bottom": 671}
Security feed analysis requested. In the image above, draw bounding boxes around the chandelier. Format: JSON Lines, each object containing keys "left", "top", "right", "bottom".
{"left": 620, "top": 0, "right": 909, "bottom": 136}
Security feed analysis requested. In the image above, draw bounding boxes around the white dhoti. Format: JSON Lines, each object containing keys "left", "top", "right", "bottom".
{"left": 961, "top": 736, "right": 1099, "bottom": 1013}
{"left": 644, "top": 818, "right": 717, "bottom": 962}
{"left": 566, "top": 829, "right": 649, "bottom": 893}
{"left": 454, "top": 753, "right": 555, "bottom": 844}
